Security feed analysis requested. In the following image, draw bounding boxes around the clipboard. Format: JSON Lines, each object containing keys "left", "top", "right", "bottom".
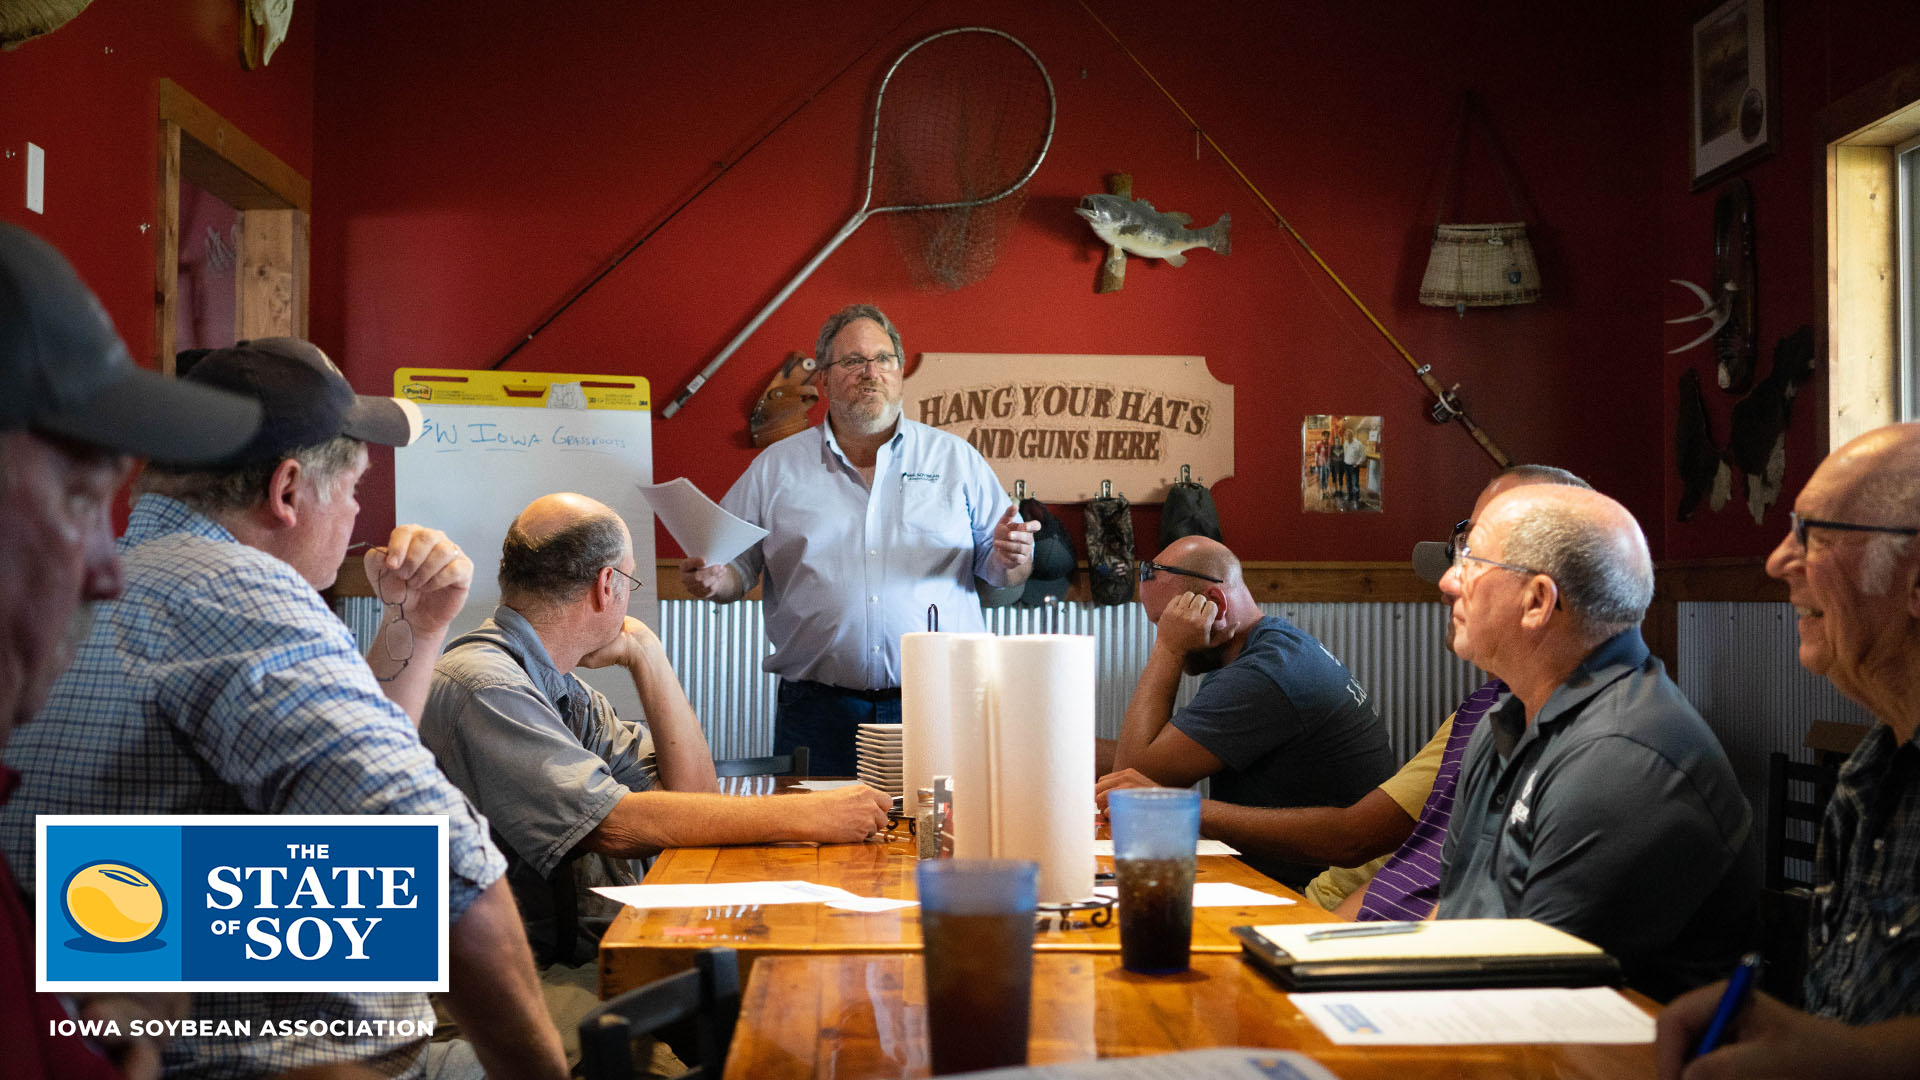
{"left": 1232, "top": 919, "right": 1621, "bottom": 992}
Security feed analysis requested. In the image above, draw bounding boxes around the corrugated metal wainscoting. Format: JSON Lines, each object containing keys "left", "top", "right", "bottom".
{"left": 657, "top": 599, "right": 1480, "bottom": 764}
{"left": 1676, "top": 601, "right": 1873, "bottom": 884}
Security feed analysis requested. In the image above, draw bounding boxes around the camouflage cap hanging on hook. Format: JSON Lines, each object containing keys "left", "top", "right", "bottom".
{"left": 1084, "top": 480, "right": 1135, "bottom": 606}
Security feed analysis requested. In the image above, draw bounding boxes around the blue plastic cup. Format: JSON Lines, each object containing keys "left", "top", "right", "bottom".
{"left": 916, "top": 859, "right": 1037, "bottom": 1074}
{"left": 1108, "top": 788, "right": 1201, "bottom": 974}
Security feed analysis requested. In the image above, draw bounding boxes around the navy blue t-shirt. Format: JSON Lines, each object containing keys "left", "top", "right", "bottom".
{"left": 1171, "top": 615, "right": 1397, "bottom": 887}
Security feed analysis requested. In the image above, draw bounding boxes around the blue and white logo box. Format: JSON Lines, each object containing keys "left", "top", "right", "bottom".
{"left": 38, "top": 815, "right": 448, "bottom": 993}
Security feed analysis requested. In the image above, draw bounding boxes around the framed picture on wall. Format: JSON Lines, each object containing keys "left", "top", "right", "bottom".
{"left": 1690, "top": 0, "right": 1777, "bottom": 190}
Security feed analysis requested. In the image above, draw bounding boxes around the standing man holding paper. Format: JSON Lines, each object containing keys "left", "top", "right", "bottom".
{"left": 679, "top": 304, "right": 1037, "bottom": 774}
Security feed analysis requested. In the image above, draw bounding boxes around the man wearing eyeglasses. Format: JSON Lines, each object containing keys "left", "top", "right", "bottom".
{"left": 0, "top": 339, "right": 568, "bottom": 1079}
{"left": 1434, "top": 484, "right": 1757, "bottom": 1001}
{"left": 1099, "top": 536, "right": 1397, "bottom": 889}
{"left": 679, "top": 304, "right": 1038, "bottom": 775}
{"left": 1655, "top": 422, "right": 1920, "bottom": 1078}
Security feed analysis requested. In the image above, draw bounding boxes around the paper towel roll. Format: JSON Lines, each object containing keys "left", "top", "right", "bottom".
{"left": 945, "top": 634, "right": 999, "bottom": 861}
{"left": 988, "top": 634, "right": 1096, "bottom": 904}
{"left": 900, "top": 632, "right": 955, "bottom": 817}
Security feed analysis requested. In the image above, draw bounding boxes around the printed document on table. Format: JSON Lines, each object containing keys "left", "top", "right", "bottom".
{"left": 638, "top": 477, "right": 768, "bottom": 565}
{"left": 592, "top": 880, "right": 860, "bottom": 910}
{"left": 1289, "top": 986, "right": 1655, "bottom": 1045}
{"left": 1094, "top": 882, "right": 1294, "bottom": 908}
{"left": 1093, "top": 838, "right": 1240, "bottom": 856}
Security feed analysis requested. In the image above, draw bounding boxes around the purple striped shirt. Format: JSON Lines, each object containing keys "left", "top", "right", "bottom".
{"left": 1356, "top": 678, "right": 1507, "bottom": 921}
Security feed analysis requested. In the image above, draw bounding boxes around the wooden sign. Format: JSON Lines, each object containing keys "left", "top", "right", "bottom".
{"left": 906, "top": 353, "right": 1234, "bottom": 504}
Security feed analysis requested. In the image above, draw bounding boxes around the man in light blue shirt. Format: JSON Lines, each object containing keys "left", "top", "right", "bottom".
{"left": 680, "top": 304, "right": 1037, "bottom": 774}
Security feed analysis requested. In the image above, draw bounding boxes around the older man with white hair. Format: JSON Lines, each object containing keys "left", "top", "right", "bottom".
{"left": 1656, "top": 422, "right": 1920, "bottom": 1079}
{"left": 1435, "top": 484, "right": 1759, "bottom": 1001}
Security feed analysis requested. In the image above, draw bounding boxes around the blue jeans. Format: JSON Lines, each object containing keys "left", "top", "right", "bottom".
{"left": 775, "top": 679, "right": 901, "bottom": 777}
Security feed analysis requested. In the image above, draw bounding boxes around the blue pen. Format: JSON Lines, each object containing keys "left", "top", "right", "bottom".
{"left": 1693, "top": 951, "right": 1765, "bottom": 1057}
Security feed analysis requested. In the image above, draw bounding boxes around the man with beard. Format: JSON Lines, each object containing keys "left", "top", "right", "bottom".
{"left": 679, "top": 304, "right": 1037, "bottom": 775}
{"left": 1101, "top": 535, "right": 1397, "bottom": 888}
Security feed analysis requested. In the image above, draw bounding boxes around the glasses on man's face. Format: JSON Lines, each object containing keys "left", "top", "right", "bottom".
{"left": 1446, "top": 519, "right": 1472, "bottom": 560}
{"left": 606, "top": 564, "right": 644, "bottom": 591}
{"left": 1450, "top": 543, "right": 1547, "bottom": 580}
{"left": 1788, "top": 511, "right": 1919, "bottom": 549}
{"left": 828, "top": 352, "right": 902, "bottom": 373}
{"left": 1138, "top": 560, "right": 1224, "bottom": 584}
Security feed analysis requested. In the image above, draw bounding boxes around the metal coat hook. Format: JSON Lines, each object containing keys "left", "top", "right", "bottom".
{"left": 1179, "top": 464, "right": 1193, "bottom": 484}
{"left": 1015, "top": 479, "right": 1028, "bottom": 502}
{"left": 927, "top": 604, "right": 939, "bottom": 632}
{"left": 1100, "top": 479, "right": 1113, "bottom": 499}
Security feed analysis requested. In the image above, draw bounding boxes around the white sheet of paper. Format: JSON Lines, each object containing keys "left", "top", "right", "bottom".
{"left": 1094, "top": 839, "right": 1239, "bottom": 857}
{"left": 592, "top": 880, "right": 859, "bottom": 910}
{"left": 1289, "top": 986, "right": 1655, "bottom": 1045}
{"left": 825, "top": 896, "right": 919, "bottom": 913}
{"left": 1094, "top": 882, "right": 1295, "bottom": 908}
{"left": 637, "top": 477, "right": 768, "bottom": 565}
{"left": 788, "top": 779, "right": 868, "bottom": 791}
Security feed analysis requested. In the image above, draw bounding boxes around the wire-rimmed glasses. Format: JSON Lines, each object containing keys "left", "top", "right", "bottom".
{"left": 1137, "top": 560, "right": 1224, "bottom": 584}
{"left": 374, "top": 570, "right": 411, "bottom": 683}
{"left": 827, "top": 351, "right": 902, "bottom": 373}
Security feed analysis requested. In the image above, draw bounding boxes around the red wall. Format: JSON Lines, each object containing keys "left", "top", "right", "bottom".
{"left": 311, "top": 0, "right": 1669, "bottom": 562}
{"left": 1658, "top": 1, "right": 1920, "bottom": 561}
{"left": 11, "top": 2, "right": 1919, "bottom": 566}
{"left": 0, "top": 0, "right": 313, "bottom": 369}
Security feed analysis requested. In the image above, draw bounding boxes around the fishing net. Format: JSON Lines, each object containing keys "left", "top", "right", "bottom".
{"left": 872, "top": 28, "right": 1055, "bottom": 292}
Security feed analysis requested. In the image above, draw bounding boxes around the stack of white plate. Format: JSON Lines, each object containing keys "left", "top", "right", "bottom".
{"left": 854, "top": 723, "right": 903, "bottom": 795}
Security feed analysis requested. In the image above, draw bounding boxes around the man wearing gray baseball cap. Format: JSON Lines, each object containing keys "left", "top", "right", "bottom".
{"left": 0, "top": 222, "right": 261, "bottom": 1079}
{"left": 0, "top": 323, "right": 567, "bottom": 1076}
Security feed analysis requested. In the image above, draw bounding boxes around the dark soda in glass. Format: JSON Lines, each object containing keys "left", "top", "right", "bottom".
{"left": 920, "top": 910, "right": 1034, "bottom": 1074}
{"left": 1114, "top": 855, "right": 1196, "bottom": 974}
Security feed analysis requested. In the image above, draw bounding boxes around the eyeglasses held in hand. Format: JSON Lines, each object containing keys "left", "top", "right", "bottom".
{"left": 375, "top": 571, "right": 412, "bottom": 683}
{"left": 1138, "top": 560, "right": 1224, "bottom": 584}
{"left": 827, "top": 352, "right": 901, "bottom": 373}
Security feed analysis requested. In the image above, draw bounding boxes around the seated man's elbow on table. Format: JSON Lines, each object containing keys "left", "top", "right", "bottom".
{"left": 583, "top": 785, "right": 893, "bottom": 853}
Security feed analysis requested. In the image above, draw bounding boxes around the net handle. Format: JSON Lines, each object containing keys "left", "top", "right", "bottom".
{"left": 662, "top": 27, "right": 1055, "bottom": 418}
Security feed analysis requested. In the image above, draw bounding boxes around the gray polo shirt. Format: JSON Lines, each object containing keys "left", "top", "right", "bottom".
{"left": 421, "top": 605, "right": 659, "bottom": 964}
{"left": 1436, "top": 629, "right": 1760, "bottom": 1001}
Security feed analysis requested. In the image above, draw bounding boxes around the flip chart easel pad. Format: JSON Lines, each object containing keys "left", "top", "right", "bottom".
{"left": 393, "top": 371, "right": 654, "bottom": 727}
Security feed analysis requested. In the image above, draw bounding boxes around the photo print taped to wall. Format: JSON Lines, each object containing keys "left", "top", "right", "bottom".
{"left": 1302, "top": 415, "right": 1382, "bottom": 514}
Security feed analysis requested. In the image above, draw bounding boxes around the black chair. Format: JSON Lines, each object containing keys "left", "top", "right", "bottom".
{"left": 1765, "top": 751, "right": 1837, "bottom": 891}
{"left": 1758, "top": 751, "right": 1839, "bottom": 1007}
{"left": 713, "top": 745, "right": 809, "bottom": 778}
{"left": 579, "top": 946, "right": 740, "bottom": 1080}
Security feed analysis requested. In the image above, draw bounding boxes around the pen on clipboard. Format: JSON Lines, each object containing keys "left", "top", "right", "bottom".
{"left": 1692, "top": 951, "right": 1764, "bottom": 1058}
{"left": 1303, "top": 921, "right": 1424, "bottom": 942}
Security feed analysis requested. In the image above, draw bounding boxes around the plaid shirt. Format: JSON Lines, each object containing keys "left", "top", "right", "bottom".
{"left": 0, "top": 495, "right": 505, "bottom": 1078}
{"left": 1806, "top": 723, "right": 1920, "bottom": 1023}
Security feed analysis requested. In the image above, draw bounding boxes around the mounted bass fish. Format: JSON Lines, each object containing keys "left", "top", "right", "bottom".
{"left": 1075, "top": 194, "right": 1231, "bottom": 267}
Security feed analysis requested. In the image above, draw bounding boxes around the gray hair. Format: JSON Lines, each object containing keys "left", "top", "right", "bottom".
{"left": 1499, "top": 464, "right": 1592, "bottom": 491}
{"left": 815, "top": 304, "right": 903, "bottom": 368}
{"left": 498, "top": 510, "right": 627, "bottom": 609}
{"left": 1502, "top": 503, "right": 1653, "bottom": 628}
{"left": 136, "top": 436, "right": 364, "bottom": 514}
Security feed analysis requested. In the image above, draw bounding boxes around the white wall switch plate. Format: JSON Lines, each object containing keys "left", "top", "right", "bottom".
{"left": 25, "top": 143, "right": 44, "bottom": 214}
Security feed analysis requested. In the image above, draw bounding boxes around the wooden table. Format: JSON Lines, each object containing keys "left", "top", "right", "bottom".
{"left": 598, "top": 830, "right": 1343, "bottom": 998}
{"left": 723, "top": 953, "right": 1659, "bottom": 1080}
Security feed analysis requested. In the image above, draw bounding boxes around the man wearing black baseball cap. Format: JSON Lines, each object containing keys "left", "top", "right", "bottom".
{"left": 0, "top": 331, "right": 567, "bottom": 1078}
{"left": 0, "top": 223, "right": 263, "bottom": 1080}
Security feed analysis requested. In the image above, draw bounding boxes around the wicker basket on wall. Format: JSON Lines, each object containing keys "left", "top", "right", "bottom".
{"left": 1, "top": 0, "right": 92, "bottom": 50}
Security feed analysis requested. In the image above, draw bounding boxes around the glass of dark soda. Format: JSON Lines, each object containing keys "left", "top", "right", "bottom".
{"left": 1108, "top": 788, "right": 1201, "bottom": 974}
{"left": 915, "top": 859, "right": 1038, "bottom": 1075}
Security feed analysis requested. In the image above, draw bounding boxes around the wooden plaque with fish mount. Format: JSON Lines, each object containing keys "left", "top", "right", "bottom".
{"left": 905, "top": 353, "right": 1234, "bottom": 504}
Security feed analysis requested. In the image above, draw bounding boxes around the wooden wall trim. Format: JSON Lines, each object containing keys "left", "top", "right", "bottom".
{"left": 157, "top": 79, "right": 311, "bottom": 211}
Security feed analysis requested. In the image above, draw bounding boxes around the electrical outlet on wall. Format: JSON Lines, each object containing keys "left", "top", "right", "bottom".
{"left": 25, "top": 143, "right": 44, "bottom": 214}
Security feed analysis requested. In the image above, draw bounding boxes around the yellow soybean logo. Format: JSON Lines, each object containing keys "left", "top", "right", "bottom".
{"left": 63, "top": 862, "right": 167, "bottom": 945}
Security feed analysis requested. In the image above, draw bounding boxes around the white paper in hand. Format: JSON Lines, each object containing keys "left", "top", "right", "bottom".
{"left": 639, "top": 477, "right": 769, "bottom": 565}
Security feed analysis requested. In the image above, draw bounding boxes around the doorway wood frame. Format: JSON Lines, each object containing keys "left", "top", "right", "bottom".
{"left": 155, "top": 78, "right": 311, "bottom": 372}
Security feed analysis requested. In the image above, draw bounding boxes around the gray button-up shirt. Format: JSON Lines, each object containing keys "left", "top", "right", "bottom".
{"left": 1437, "top": 629, "right": 1760, "bottom": 1000}
{"left": 421, "top": 605, "right": 658, "bottom": 963}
